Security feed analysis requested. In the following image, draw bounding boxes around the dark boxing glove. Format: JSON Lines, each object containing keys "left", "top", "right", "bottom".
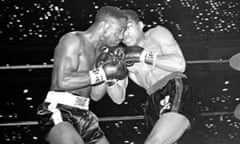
{"left": 109, "top": 45, "right": 126, "bottom": 61}
{"left": 102, "top": 60, "right": 128, "bottom": 80}
{"left": 125, "top": 46, "right": 158, "bottom": 66}
{"left": 89, "top": 50, "right": 128, "bottom": 85}
{"left": 95, "top": 52, "right": 113, "bottom": 68}
{"left": 95, "top": 45, "right": 126, "bottom": 67}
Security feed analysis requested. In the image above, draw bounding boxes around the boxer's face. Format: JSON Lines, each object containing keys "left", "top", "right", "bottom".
{"left": 123, "top": 19, "right": 143, "bottom": 46}
{"left": 104, "top": 18, "right": 127, "bottom": 47}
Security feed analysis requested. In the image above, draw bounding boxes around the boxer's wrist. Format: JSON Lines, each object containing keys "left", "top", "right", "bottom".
{"left": 89, "top": 67, "right": 107, "bottom": 85}
{"left": 141, "top": 51, "right": 158, "bottom": 66}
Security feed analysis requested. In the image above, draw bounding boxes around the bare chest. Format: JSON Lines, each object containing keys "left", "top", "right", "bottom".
{"left": 77, "top": 45, "right": 96, "bottom": 72}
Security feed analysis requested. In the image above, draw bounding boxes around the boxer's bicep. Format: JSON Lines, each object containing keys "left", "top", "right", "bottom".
{"left": 150, "top": 26, "right": 183, "bottom": 57}
{"left": 107, "top": 77, "right": 128, "bottom": 104}
{"left": 56, "top": 34, "right": 90, "bottom": 89}
{"left": 149, "top": 26, "right": 186, "bottom": 71}
{"left": 60, "top": 34, "right": 81, "bottom": 79}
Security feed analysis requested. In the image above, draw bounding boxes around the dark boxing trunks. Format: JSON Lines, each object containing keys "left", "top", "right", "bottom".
{"left": 36, "top": 91, "right": 105, "bottom": 144}
{"left": 144, "top": 73, "right": 198, "bottom": 132}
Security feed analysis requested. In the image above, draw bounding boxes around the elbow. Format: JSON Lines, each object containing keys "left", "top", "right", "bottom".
{"left": 114, "top": 92, "right": 126, "bottom": 105}
{"left": 110, "top": 93, "right": 125, "bottom": 105}
{"left": 57, "top": 80, "right": 66, "bottom": 90}
{"left": 91, "top": 92, "right": 105, "bottom": 102}
{"left": 178, "top": 61, "right": 186, "bottom": 72}
{"left": 114, "top": 98, "right": 125, "bottom": 105}
{"left": 107, "top": 84, "right": 127, "bottom": 104}
{"left": 175, "top": 57, "right": 186, "bottom": 72}
{"left": 91, "top": 97, "right": 101, "bottom": 102}
{"left": 115, "top": 102, "right": 123, "bottom": 105}
{"left": 57, "top": 78, "right": 71, "bottom": 90}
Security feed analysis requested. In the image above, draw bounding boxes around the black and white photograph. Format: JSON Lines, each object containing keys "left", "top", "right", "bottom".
{"left": 0, "top": 0, "right": 240, "bottom": 144}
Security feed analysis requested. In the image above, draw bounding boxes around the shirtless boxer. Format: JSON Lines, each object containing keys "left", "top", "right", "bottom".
{"left": 121, "top": 10, "right": 197, "bottom": 144}
{"left": 36, "top": 6, "right": 128, "bottom": 144}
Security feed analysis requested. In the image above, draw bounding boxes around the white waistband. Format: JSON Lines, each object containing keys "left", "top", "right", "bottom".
{"left": 44, "top": 91, "right": 89, "bottom": 110}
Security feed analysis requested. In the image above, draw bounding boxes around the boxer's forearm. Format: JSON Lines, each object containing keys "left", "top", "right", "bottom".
{"left": 57, "top": 71, "right": 92, "bottom": 90}
{"left": 90, "top": 82, "right": 107, "bottom": 101}
{"left": 107, "top": 78, "right": 128, "bottom": 104}
{"left": 154, "top": 54, "right": 186, "bottom": 72}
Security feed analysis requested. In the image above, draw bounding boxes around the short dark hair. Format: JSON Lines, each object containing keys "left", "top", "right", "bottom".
{"left": 121, "top": 9, "right": 140, "bottom": 22}
{"left": 95, "top": 6, "right": 127, "bottom": 22}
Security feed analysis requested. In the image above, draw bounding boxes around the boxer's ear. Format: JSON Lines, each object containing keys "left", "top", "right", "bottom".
{"left": 138, "top": 21, "right": 145, "bottom": 30}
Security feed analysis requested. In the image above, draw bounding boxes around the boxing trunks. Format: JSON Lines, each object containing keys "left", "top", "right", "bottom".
{"left": 36, "top": 91, "right": 105, "bottom": 143}
{"left": 144, "top": 72, "right": 197, "bottom": 132}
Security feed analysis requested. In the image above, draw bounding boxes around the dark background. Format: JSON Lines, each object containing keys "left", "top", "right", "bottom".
{"left": 0, "top": 0, "right": 240, "bottom": 143}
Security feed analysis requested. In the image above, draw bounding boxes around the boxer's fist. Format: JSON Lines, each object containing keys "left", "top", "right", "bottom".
{"left": 95, "top": 45, "right": 125, "bottom": 67}
{"left": 102, "top": 60, "right": 128, "bottom": 80}
{"left": 125, "top": 46, "right": 157, "bottom": 66}
{"left": 125, "top": 46, "right": 144, "bottom": 66}
{"left": 109, "top": 45, "right": 126, "bottom": 61}
{"left": 95, "top": 52, "right": 112, "bottom": 68}
{"left": 89, "top": 49, "right": 128, "bottom": 85}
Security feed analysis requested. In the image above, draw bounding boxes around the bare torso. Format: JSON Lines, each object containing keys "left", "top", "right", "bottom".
{"left": 50, "top": 31, "right": 99, "bottom": 97}
{"left": 128, "top": 28, "right": 172, "bottom": 90}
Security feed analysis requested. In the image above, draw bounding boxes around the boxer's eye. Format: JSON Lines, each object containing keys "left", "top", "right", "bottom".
{"left": 127, "top": 23, "right": 134, "bottom": 30}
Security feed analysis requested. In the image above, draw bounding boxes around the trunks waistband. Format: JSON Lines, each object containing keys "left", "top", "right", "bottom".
{"left": 146, "top": 72, "right": 187, "bottom": 95}
{"left": 44, "top": 91, "right": 90, "bottom": 110}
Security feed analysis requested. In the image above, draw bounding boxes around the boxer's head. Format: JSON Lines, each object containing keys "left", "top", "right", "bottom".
{"left": 121, "top": 9, "right": 144, "bottom": 46}
{"left": 95, "top": 6, "right": 127, "bottom": 47}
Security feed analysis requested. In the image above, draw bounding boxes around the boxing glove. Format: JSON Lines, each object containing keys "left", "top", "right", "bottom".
{"left": 95, "top": 52, "right": 112, "bottom": 68}
{"left": 89, "top": 51, "right": 128, "bottom": 85}
{"left": 102, "top": 60, "right": 128, "bottom": 80}
{"left": 95, "top": 45, "right": 126, "bottom": 67}
{"left": 109, "top": 45, "right": 126, "bottom": 61}
{"left": 125, "top": 46, "right": 157, "bottom": 66}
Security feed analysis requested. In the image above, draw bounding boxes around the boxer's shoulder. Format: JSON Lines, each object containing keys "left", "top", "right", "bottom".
{"left": 62, "top": 31, "right": 84, "bottom": 41}
{"left": 148, "top": 26, "right": 175, "bottom": 43}
{"left": 58, "top": 31, "right": 86, "bottom": 49}
{"left": 146, "top": 26, "right": 164, "bottom": 37}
